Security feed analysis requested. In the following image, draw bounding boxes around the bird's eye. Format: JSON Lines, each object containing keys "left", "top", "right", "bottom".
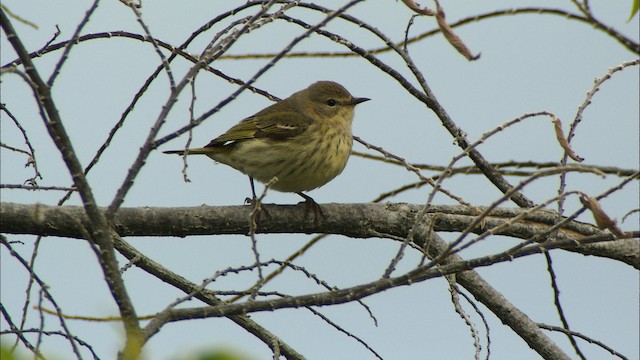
{"left": 326, "top": 99, "right": 337, "bottom": 106}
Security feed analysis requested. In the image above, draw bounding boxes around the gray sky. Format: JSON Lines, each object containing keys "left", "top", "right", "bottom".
{"left": 1, "top": 1, "right": 638, "bottom": 359}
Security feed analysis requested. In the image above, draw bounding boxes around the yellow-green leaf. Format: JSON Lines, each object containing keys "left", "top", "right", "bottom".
{"left": 629, "top": 0, "right": 639, "bottom": 22}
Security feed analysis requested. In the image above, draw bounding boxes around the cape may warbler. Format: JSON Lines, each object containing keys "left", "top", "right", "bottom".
{"left": 164, "top": 81, "right": 369, "bottom": 207}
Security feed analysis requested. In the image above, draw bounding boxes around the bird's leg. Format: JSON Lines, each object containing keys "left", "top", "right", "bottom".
{"left": 296, "top": 192, "right": 325, "bottom": 222}
{"left": 246, "top": 177, "right": 270, "bottom": 220}
{"left": 248, "top": 177, "right": 258, "bottom": 203}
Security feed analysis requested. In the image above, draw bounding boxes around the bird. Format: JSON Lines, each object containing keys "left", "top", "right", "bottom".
{"left": 164, "top": 80, "right": 369, "bottom": 211}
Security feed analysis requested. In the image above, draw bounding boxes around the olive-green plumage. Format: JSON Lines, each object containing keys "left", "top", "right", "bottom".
{"left": 164, "top": 81, "right": 369, "bottom": 200}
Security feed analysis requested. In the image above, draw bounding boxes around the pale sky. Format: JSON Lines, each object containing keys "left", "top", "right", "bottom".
{"left": 1, "top": 1, "right": 638, "bottom": 359}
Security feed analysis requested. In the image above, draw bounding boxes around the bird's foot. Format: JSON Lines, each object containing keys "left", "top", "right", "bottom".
{"left": 296, "top": 192, "right": 325, "bottom": 223}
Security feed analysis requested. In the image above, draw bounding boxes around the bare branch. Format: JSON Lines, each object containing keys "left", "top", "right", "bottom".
{"left": 1, "top": 8, "right": 143, "bottom": 355}
{"left": 3, "top": 202, "right": 637, "bottom": 268}
{"left": 1, "top": 236, "right": 82, "bottom": 358}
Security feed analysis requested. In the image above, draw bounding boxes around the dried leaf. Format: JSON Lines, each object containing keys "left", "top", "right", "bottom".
{"left": 579, "top": 194, "right": 625, "bottom": 237}
{"left": 401, "top": 0, "right": 436, "bottom": 15}
{"left": 435, "top": 9, "right": 480, "bottom": 61}
{"left": 400, "top": 1, "right": 479, "bottom": 61}
{"left": 552, "top": 117, "right": 584, "bottom": 162}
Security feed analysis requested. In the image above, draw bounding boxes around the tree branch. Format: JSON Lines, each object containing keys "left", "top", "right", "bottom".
{"left": 2, "top": 202, "right": 637, "bottom": 268}
{"left": 0, "top": 9, "right": 143, "bottom": 357}
{"left": 142, "top": 230, "right": 622, "bottom": 360}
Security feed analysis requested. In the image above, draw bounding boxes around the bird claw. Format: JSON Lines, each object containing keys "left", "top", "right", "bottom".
{"left": 297, "top": 192, "right": 325, "bottom": 222}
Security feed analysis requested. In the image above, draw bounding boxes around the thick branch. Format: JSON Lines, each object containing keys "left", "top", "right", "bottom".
{"left": 2, "top": 202, "right": 637, "bottom": 268}
{"left": 4, "top": 201, "right": 637, "bottom": 360}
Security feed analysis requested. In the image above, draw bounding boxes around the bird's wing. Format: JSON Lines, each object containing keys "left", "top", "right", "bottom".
{"left": 205, "top": 111, "right": 313, "bottom": 147}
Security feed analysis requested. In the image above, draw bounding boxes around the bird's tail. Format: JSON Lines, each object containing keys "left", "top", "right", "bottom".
{"left": 163, "top": 147, "right": 212, "bottom": 155}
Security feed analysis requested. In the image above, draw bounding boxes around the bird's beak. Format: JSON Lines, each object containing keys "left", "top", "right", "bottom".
{"left": 349, "top": 97, "right": 370, "bottom": 105}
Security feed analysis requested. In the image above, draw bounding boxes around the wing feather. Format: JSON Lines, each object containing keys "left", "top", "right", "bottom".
{"left": 205, "top": 111, "right": 313, "bottom": 147}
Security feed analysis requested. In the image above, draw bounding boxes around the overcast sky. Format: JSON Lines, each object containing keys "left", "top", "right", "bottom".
{"left": 1, "top": 1, "right": 638, "bottom": 359}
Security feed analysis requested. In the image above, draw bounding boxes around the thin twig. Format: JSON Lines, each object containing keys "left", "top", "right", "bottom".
{"left": 537, "top": 323, "right": 630, "bottom": 360}
{"left": 46, "top": 0, "right": 100, "bottom": 87}
{"left": 1, "top": 236, "right": 83, "bottom": 359}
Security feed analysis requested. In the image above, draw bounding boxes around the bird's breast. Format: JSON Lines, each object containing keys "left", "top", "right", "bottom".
{"left": 207, "top": 124, "right": 353, "bottom": 193}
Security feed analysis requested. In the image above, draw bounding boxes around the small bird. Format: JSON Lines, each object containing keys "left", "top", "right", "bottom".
{"left": 164, "top": 81, "right": 369, "bottom": 209}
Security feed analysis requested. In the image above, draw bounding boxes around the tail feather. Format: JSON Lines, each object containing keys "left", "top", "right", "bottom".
{"left": 163, "top": 147, "right": 212, "bottom": 155}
